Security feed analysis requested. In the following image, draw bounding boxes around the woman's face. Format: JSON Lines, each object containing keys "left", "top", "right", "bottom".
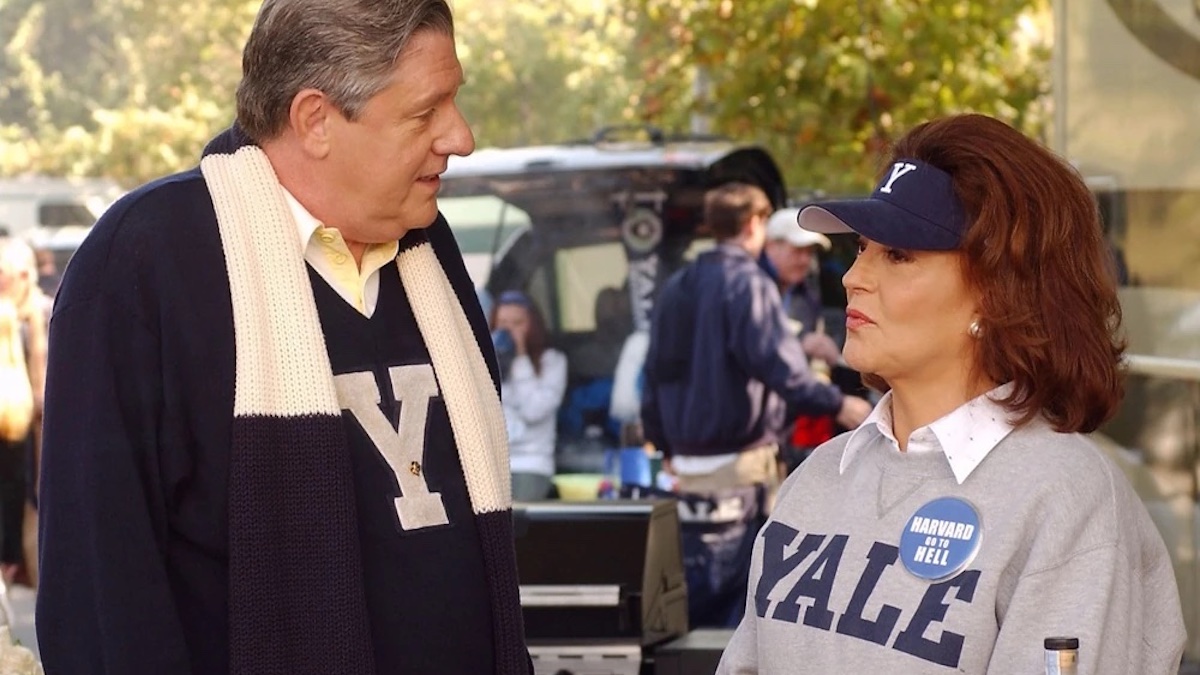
{"left": 493, "top": 303, "right": 531, "bottom": 340}
{"left": 0, "top": 258, "right": 29, "bottom": 302}
{"left": 841, "top": 237, "right": 978, "bottom": 388}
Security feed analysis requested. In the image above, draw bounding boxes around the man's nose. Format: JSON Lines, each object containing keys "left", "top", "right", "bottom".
{"left": 437, "top": 105, "right": 475, "bottom": 157}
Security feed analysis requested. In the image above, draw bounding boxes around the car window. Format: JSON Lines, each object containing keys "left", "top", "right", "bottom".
{"left": 37, "top": 201, "right": 97, "bottom": 228}
{"left": 439, "top": 195, "right": 530, "bottom": 287}
{"left": 554, "top": 242, "right": 629, "bottom": 333}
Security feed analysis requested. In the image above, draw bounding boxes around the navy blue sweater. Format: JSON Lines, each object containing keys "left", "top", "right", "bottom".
{"left": 641, "top": 243, "right": 843, "bottom": 457}
{"left": 310, "top": 263, "right": 495, "bottom": 672}
{"left": 36, "top": 167, "right": 508, "bottom": 673}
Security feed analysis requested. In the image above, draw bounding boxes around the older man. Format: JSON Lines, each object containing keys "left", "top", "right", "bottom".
{"left": 761, "top": 207, "right": 840, "bottom": 365}
{"left": 36, "top": 2, "right": 529, "bottom": 674}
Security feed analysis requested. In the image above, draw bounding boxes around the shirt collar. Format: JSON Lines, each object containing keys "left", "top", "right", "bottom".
{"left": 281, "top": 189, "right": 400, "bottom": 266}
{"left": 282, "top": 188, "right": 321, "bottom": 253}
{"left": 840, "top": 383, "right": 1017, "bottom": 484}
{"left": 717, "top": 241, "right": 755, "bottom": 261}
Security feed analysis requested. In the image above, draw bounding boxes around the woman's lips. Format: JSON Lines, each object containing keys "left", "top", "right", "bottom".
{"left": 846, "top": 309, "right": 875, "bottom": 330}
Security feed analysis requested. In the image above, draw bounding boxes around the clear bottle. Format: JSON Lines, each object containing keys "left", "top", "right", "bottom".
{"left": 1044, "top": 636, "right": 1079, "bottom": 675}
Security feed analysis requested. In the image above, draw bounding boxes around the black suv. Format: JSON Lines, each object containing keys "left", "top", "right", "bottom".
{"left": 439, "top": 126, "right": 789, "bottom": 471}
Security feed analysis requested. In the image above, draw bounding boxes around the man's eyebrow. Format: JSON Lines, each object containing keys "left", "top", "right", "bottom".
{"left": 410, "top": 74, "right": 466, "bottom": 109}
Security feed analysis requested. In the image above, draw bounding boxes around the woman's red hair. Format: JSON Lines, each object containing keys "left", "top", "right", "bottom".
{"left": 887, "top": 114, "right": 1125, "bottom": 433}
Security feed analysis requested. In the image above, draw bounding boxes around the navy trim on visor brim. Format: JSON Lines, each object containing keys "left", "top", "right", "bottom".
{"left": 797, "top": 200, "right": 962, "bottom": 251}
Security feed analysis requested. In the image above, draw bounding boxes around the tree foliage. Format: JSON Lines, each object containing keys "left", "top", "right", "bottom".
{"left": 628, "top": 0, "right": 1050, "bottom": 193}
{"left": 454, "top": 0, "right": 639, "bottom": 147}
{"left": 0, "top": 0, "right": 256, "bottom": 185}
{"left": 0, "top": 0, "right": 1049, "bottom": 193}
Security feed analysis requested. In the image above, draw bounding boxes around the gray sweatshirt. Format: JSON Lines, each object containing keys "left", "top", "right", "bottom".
{"left": 718, "top": 418, "right": 1185, "bottom": 674}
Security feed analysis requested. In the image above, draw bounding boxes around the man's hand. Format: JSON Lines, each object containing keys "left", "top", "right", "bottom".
{"left": 801, "top": 332, "right": 841, "bottom": 365}
{"left": 835, "top": 395, "right": 873, "bottom": 429}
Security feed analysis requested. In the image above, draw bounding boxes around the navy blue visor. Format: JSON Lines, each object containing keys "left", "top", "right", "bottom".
{"left": 797, "top": 159, "right": 968, "bottom": 251}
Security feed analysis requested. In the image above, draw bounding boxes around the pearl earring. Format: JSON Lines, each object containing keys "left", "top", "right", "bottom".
{"left": 968, "top": 320, "right": 982, "bottom": 338}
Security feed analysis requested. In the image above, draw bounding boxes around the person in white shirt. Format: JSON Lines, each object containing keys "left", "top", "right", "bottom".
{"left": 718, "top": 113, "right": 1185, "bottom": 674}
{"left": 491, "top": 290, "right": 568, "bottom": 501}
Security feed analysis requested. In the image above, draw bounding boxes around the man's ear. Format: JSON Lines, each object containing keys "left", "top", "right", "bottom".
{"left": 288, "top": 88, "right": 334, "bottom": 159}
{"left": 744, "top": 212, "right": 766, "bottom": 237}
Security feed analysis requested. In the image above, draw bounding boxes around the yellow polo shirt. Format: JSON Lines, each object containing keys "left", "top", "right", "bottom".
{"left": 282, "top": 189, "right": 399, "bottom": 318}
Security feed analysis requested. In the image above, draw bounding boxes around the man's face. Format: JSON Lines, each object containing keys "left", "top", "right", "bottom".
{"left": 765, "top": 239, "right": 817, "bottom": 287}
{"left": 324, "top": 30, "right": 474, "bottom": 244}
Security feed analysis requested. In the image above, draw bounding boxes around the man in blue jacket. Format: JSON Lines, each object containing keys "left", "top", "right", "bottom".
{"left": 641, "top": 182, "right": 870, "bottom": 629}
{"left": 641, "top": 183, "right": 871, "bottom": 505}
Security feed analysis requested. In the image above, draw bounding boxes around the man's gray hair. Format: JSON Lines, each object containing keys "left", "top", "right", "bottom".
{"left": 236, "top": 0, "right": 455, "bottom": 142}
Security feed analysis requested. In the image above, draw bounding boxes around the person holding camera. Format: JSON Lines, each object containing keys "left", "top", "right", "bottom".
{"left": 491, "top": 290, "right": 568, "bottom": 501}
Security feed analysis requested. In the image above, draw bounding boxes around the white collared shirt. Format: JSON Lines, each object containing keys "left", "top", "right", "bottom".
{"left": 839, "top": 383, "right": 1017, "bottom": 484}
{"left": 282, "top": 189, "right": 399, "bottom": 318}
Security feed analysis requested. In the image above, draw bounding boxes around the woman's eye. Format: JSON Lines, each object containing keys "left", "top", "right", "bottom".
{"left": 885, "top": 248, "right": 913, "bottom": 263}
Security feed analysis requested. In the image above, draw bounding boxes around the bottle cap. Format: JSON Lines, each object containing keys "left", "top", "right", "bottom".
{"left": 1044, "top": 637, "right": 1079, "bottom": 650}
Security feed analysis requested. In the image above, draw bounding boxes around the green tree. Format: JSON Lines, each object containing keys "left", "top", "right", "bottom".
{"left": 1, "top": 0, "right": 638, "bottom": 183}
{"left": 0, "top": 0, "right": 254, "bottom": 185}
{"left": 628, "top": 0, "right": 1050, "bottom": 193}
{"left": 1, "top": 0, "right": 1049, "bottom": 193}
{"left": 453, "top": 0, "right": 639, "bottom": 147}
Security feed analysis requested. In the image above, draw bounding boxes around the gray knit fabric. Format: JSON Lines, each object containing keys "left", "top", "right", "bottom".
{"left": 718, "top": 419, "right": 1186, "bottom": 674}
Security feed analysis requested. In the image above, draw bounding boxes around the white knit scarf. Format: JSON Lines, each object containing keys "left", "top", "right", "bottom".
{"left": 200, "top": 145, "right": 511, "bottom": 514}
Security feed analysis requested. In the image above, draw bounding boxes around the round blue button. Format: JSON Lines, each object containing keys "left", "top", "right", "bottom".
{"left": 899, "top": 497, "right": 982, "bottom": 581}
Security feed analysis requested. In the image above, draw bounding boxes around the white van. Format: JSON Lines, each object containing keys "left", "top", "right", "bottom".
{"left": 0, "top": 176, "right": 122, "bottom": 236}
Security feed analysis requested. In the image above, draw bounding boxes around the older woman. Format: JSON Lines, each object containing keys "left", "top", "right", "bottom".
{"left": 717, "top": 114, "right": 1184, "bottom": 674}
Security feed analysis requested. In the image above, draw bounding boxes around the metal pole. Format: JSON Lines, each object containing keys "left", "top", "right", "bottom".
{"left": 690, "top": 67, "right": 711, "bottom": 136}
{"left": 1051, "top": 0, "right": 1069, "bottom": 155}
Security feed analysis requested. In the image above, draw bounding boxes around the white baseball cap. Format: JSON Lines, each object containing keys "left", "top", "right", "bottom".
{"left": 765, "top": 208, "right": 831, "bottom": 250}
